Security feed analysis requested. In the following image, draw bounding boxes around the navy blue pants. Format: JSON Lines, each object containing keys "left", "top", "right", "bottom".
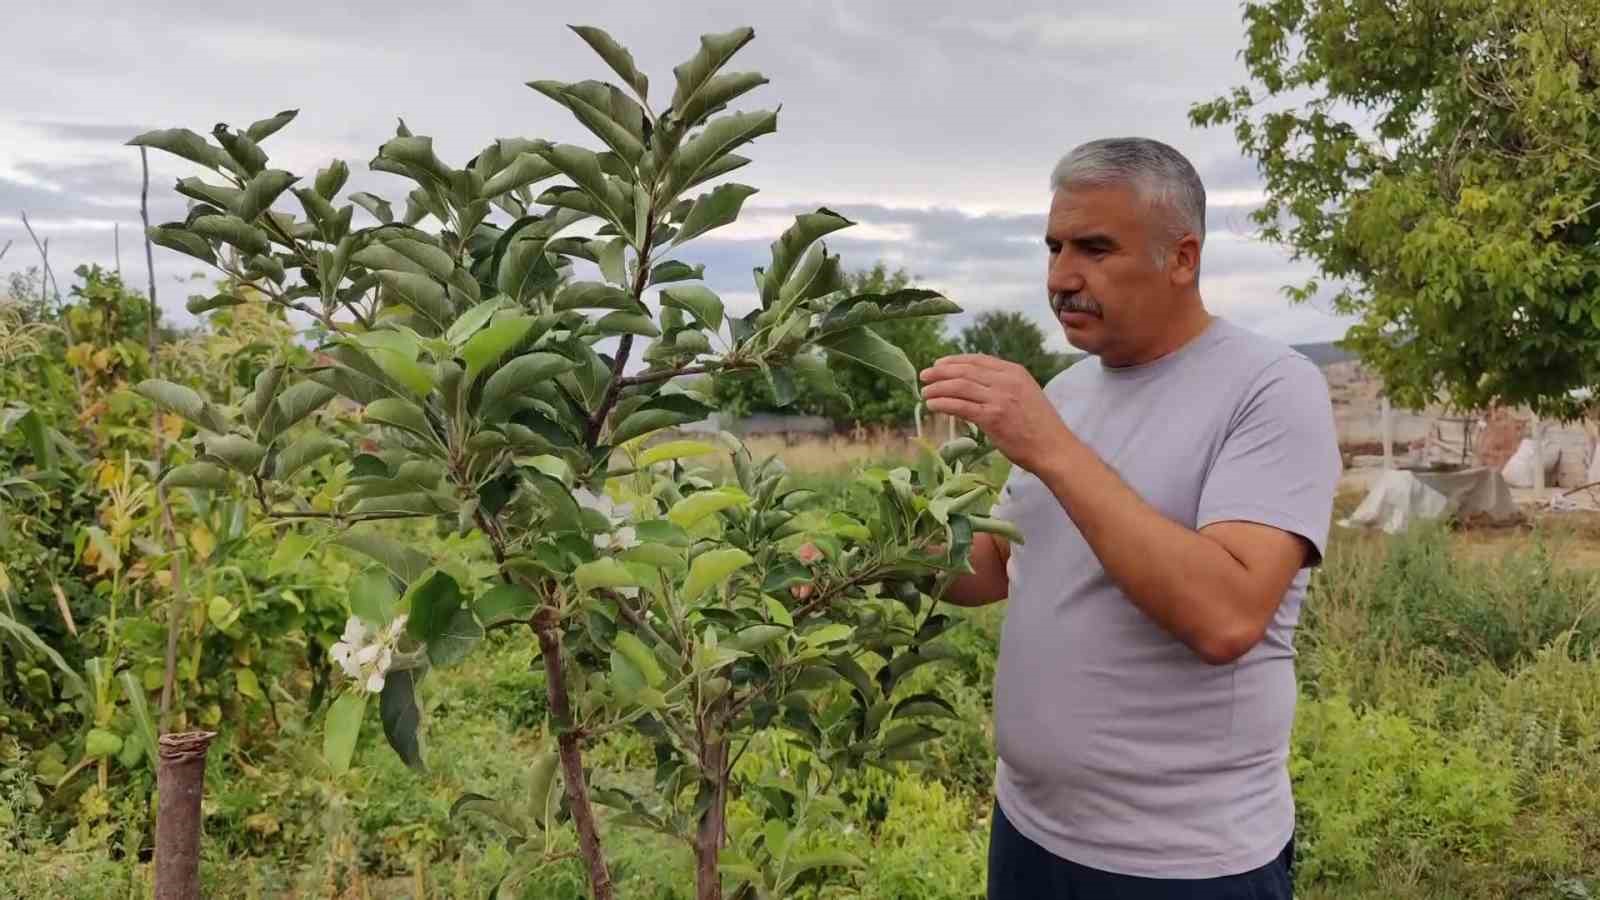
{"left": 987, "top": 802, "right": 1296, "bottom": 899}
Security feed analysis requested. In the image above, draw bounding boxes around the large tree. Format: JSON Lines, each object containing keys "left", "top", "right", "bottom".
{"left": 1191, "top": 1, "right": 1600, "bottom": 418}
{"left": 958, "top": 310, "right": 1072, "bottom": 386}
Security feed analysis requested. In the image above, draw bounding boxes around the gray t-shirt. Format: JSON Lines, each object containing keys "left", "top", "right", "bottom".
{"left": 990, "top": 317, "right": 1341, "bottom": 879}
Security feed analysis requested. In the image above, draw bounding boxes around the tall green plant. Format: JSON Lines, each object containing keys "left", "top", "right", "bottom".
{"left": 128, "top": 25, "right": 1015, "bottom": 899}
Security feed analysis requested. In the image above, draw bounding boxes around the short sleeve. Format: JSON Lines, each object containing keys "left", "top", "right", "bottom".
{"left": 1197, "top": 355, "right": 1342, "bottom": 567}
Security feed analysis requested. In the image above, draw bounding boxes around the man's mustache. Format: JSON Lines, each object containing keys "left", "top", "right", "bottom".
{"left": 1051, "top": 292, "right": 1102, "bottom": 317}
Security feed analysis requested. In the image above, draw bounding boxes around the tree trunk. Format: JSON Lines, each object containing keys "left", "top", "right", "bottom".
{"left": 695, "top": 738, "right": 729, "bottom": 900}
{"left": 535, "top": 624, "right": 613, "bottom": 900}
{"left": 154, "top": 730, "right": 215, "bottom": 900}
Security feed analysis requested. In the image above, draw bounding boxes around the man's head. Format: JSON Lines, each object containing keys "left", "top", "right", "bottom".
{"left": 1045, "top": 137, "right": 1208, "bottom": 366}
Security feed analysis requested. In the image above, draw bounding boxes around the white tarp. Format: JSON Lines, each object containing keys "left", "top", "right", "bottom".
{"left": 1501, "top": 437, "right": 1561, "bottom": 488}
{"left": 1340, "top": 468, "right": 1520, "bottom": 534}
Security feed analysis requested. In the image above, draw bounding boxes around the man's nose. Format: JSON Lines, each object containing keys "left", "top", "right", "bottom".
{"left": 1048, "top": 254, "right": 1085, "bottom": 297}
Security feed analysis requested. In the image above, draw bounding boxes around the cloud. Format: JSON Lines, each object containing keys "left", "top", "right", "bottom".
{"left": 1, "top": 0, "right": 1351, "bottom": 344}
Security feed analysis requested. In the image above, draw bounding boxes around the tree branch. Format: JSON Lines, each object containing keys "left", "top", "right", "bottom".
{"left": 141, "top": 148, "right": 192, "bottom": 734}
{"left": 584, "top": 200, "right": 660, "bottom": 447}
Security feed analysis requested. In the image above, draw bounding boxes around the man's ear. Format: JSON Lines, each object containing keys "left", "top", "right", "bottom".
{"left": 1168, "top": 233, "right": 1202, "bottom": 287}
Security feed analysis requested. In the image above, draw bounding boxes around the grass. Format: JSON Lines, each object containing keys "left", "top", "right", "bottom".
{"left": 4, "top": 453, "right": 1600, "bottom": 898}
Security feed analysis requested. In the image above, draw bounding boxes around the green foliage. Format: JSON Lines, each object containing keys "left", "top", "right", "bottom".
{"left": 714, "top": 263, "right": 961, "bottom": 426}
{"left": 1192, "top": 0, "right": 1600, "bottom": 418}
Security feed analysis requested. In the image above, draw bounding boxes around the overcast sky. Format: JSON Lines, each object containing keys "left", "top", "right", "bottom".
{"left": 2, "top": 0, "right": 1353, "bottom": 350}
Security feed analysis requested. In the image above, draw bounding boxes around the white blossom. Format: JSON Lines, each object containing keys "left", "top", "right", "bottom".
{"left": 329, "top": 613, "right": 408, "bottom": 693}
{"left": 573, "top": 486, "right": 639, "bottom": 551}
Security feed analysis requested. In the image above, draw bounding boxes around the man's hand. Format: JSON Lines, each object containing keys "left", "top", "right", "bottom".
{"left": 918, "top": 354, "right": 1071, "bottom": 474}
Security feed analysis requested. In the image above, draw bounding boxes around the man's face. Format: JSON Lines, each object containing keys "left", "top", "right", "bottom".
{"left": 1044, "top": 184, "right": 1191, "bottom": 366}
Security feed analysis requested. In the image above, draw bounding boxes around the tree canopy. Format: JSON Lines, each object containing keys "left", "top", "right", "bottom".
{"left": 1191, "top": 0, "right": 1600, "bottom": 418}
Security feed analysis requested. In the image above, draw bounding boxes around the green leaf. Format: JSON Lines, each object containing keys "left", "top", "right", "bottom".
{"left": 969, "top": 515, "right": 1025, "bottom": 546}
{"left": 148, "top": 225, "right": 217, "bottom": 266}
{"left": 314, "top": 158, "right": 349, "bottom": 199}
{"left": 462, "top": 316, "right": 536, "bottom": 381}
{"left": 85, "top": 728, "right": 123, "bottom": 759}
{"left": 403, "top": 570, "right": 465, "bottom": 644}
{"left": 570, "top": 25, "right": 649, "bottom": 99}
{"left": 667, "top": 109, "right": 778, "bottom": 198}
{"left": 497, "top": 230, "right": 560, "bottom": 303}
{"left": 127, "top": 127, "right": 228, "bottom": 171}
{"left": 175, "top": 176, "right": 242, "bottom": 210}
{"left": 673, "top": 183, "right": 758, "bottom": 245}
{"left": 804, "top": 623, "right": 852, "bottom": 647}
{"left": 610, "top": 648, "right": 648, "bottom": 700}
{"left": 334, "top": 531, "right": 430, "bottom": 585}
{"left": 259, "top": 382, "right": 336, "bottom": 443}
{"left": 676, "top": 72, "right": 769, "bottom": 131}
{"left": 235, "top": 169, "right": 298, "bottom": 222}
{"left": 671, "top": 27, "right": 756, "bottom": 124}
{"left": 349, "top": 192, "right": 394, "bottom": 224}
{"left": 482, "top": 152, "right": 559, "bottom": 198}
{"left": 429, "top": 605, "right": 483, "bottom": 667}
{"left": 553, "top": 281, "right": 636, "bottom": 312}
{"left": 723, "top": 624, "right": 788, "bottom": 653}
{"left": 785, "top": 850, "right": 865, "bottom": 881}
{"left": 0, "top": 610, "right": 85, "bottom": 698}
{"left": 598, "top": 237, "right": 628, "bottom": 288}
{"left": 0, "top": 406, "right": 54, "bottom": 470}
{"left": 450, "top": 792, "right": 526, "bottom": 838}
{"left": 445, "top": 297, "right": 512, "bottom": 346}
{"left": 213, "top": 125, "right": 267, "bottom": 175}
{"left": 246, "top": 109, "right": 298, "bottom": 142}
{"left": 324, "top": 692, "right": 366, "bottom": 775}
{"left": 349, "top": 566, "right": 401, "bottom": 627}
{"left": 683, "top": 154, "right": 752, "bottom": 192}
{"left": 528, "top": 751, "right": 560, "bottom": 827}
{"left": 530, "top": 80, "right": 647, "bottom": 166}
{"left": 611, "top": 394, "right": 713, "bottom": 444}
{"left": 534, "top": 144, "right": 630, "bottom": 231}
{"left": 363, "top": 397, "right": 436, "bottom": 442}
{"left": 189, "top": 214, "right": 271, "bottom": 257}
{"left": 575, "top": 558, "right": 641, "bottom": 592}
{"left": 618, "top": 543, "right": 683, "bottom": 567}
{"left": 637, "top": 440, "right": 718, "bottom": 467}
{"left": 613, "top": 632, "right": 665, "bottom": 688}
{"left": 162, "top": 462, "right": 230, "bottom": 491}
{"left": 199, "top": 434, "right": 267, "bottom": 474}
{"left": 479, "top": 352, "right": 577, "bottom": 419}
{"left": 133, "top": 379, "right": 229, "bottom": 434}
{"left": 650, "top": 261, "right": 704, "bottom": 285}
{"left": 816, "top": 326, "right": 917, "bottom": 386}
{"left": 185, "top": 292, "right": 242, "bottom": 315}
{"left": 668, "top": 487, "right": 749, "bottom": 528}
{"left": 377, "top": 271, "right": 452, "bottom": 333}
{"left": 819, "top": 289, "right": 961, "bottom": 333}
{"left": 118, "top": 671, "right": 158, "bottom": 770}
{"left": 353, "top": 238, "right": 454, "bottom": 280}
{"left": 477, "top": 584, "right": 538, "bottom": 628}
{"left": 594, "top": 311, "right": 660, "bottom": 337}
{"left": 273, "top": 433, "right": 341, "bottom": 481}
{"left": 375, "top": 135, "right": 454, "bottom": 187}
{"left": 683, "top": 547, "right": 753, "bottom": 603}
{"left": 761, "top": 210, "right": 853, "bottom": 306}
{"left": 891, "top": 692, "right": 960, "bottom": 721}
{"left": 380, "top": 668, "right": 425, "bottom": 771}
{"left": 659, "top": 285, "right": 724, "bottom": 332}
{"left": 879, "top": 722, "right": 941, "bottom": 755}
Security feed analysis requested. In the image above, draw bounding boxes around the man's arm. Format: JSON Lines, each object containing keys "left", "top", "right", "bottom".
{"left": 921, "top": 353, "right": 1337, "bottom": 665}
{"left": 941, "top": 532, "right": 1010, "bottom": 607}
{"left": 1030, "top": 440, "right": 1308, "bottom": 663}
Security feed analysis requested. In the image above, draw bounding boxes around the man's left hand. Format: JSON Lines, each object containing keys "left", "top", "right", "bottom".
{"left": 919, "top": 354, "right": 1072, "bottom": 474}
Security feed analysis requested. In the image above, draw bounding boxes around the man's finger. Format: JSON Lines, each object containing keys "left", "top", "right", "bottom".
{"left": 920, "top": 378, "right": 990, "bottom": 404}
{"left": 919, "top": 361, "right": 999, "bottom": 386}
{"left": 925, "top": 396, "right": 985, "bottom": 422}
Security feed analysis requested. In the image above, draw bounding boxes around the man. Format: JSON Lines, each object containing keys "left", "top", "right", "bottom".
{"left": 920, "top": 137, "right": 1341, "bottom": 899}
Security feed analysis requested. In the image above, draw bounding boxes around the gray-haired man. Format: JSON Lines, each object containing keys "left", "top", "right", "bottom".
{"left": 920, "top": 137, "right": 1341, "bottom": 898}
